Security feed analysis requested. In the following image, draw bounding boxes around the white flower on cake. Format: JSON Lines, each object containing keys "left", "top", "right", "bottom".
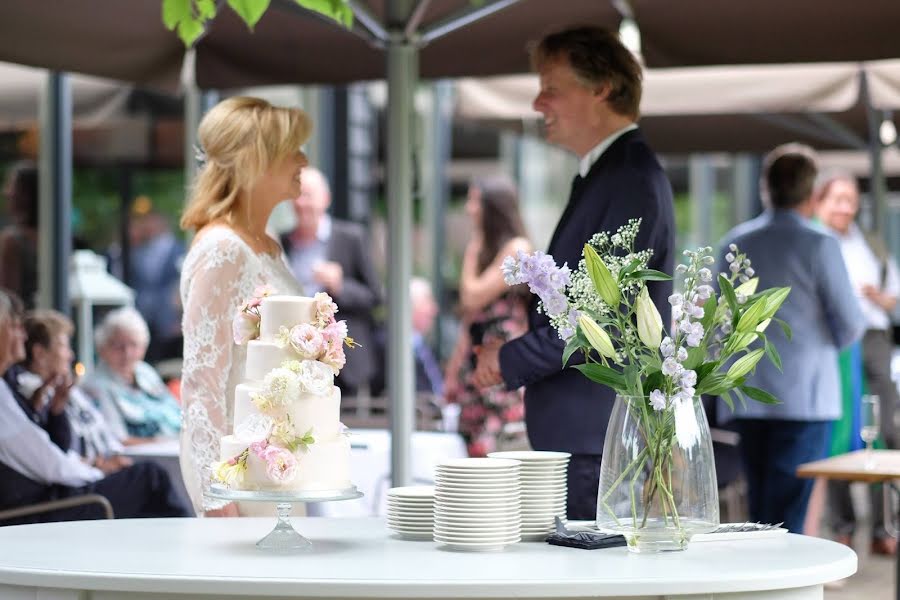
{"left": 261, "top": 367, "right": 301, "bottom": 407}
{"left": 234, "top": 413, "right": 274, "bottom": 443}
{"left": 297, "top": 360, "right": 334, "bottom": 395}
{"left": 288, "top": 323, "right": 325, "bottom": 359}
{"left": 212, "top": 448, "right": 249, "bottom": 487}
{"left": 314, "top": 292, "right": 338, "bottom": 327}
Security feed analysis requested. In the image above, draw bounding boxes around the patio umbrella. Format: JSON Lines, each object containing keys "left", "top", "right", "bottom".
{"left": 456, "top": 60, "right": 900, "bottom": 153}
{"left": 632, "top": 0, "right": 900, "bottom": 69}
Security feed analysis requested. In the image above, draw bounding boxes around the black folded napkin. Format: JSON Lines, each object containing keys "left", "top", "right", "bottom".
{"left": 545, "top": 517, "right": 627, "bottom": 550}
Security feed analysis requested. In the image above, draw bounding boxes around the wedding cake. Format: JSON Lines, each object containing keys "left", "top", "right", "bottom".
{"left": 213, "top": 289, "right": 354, "bottom": 492}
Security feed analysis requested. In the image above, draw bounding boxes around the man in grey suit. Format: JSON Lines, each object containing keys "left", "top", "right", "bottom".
{"left": 281, "top": 168, "right": 383, "bottom": 395}
{"left": 718, "top": 143, "right": 864, "bottom": 534}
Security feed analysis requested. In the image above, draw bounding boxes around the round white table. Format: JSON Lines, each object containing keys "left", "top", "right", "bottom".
{"left": 0, "top": 517, "right": 855, "bottom": 599}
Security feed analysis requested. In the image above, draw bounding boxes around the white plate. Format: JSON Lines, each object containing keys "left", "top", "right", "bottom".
{"left": 435, "top": 468, "right": 520, "bottom": 477}
{"left": 435, "top": 477, "right": 520, "bottom": 486}
{"left": 387, "top": 502, "right": 435, "bottom": 510}
{"left": 391, "top": 531, "right": 433, "bottom": 541}
{"left": 434, "top": 518, "right": 521, "bottom": 527}
{"left": 434, "top": 534, "right": 520, "bottom": 545}
{"left": 387, "top": 486, "right": 435, "bottom": 498}
{"left": 434, "top": 507, "right": 521, "bottom": 516}
{"left": 388, "top": 525, "right": 434, "bottom": 533}
{"left": 387, "top": 516, "right": 434, "bottom": 525}
{"left": 488, "top": 450, "right": 571, "bottom": 461}
{"left": 435, "top": 491, "right": 521, "bottom": 501}
{"left": 435, "top": 540, "right": 519, "bottom": 552}
{"left": 439, "top": 458, "right": 522, "bottom": 469}
{"left": 436, "top": 484, "right": 521, "bottom": 492}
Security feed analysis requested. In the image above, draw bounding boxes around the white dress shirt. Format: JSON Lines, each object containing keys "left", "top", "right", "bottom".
{"left": 0, "top": 380, "right": 103, "bottom": 487}
{"left": 578, "top": 123, "right": 638, "bottom": 177}
{"left": 833, "top": 222, "right": 900, "bottom": 331}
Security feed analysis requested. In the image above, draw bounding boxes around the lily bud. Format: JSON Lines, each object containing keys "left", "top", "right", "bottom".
{"left": 584, "top": 244, "right": 620, "bottom": 307}
{"left": 735, "top": 277, "right": 759, "bottom": 297}
{"left": 578, "top": 315, "right": 616, "bottom": 359}
{"left": 635, "top": 287, "right": 663, "bottom": 350}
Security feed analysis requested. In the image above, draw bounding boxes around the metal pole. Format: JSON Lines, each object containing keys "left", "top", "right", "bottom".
{"left": 429, "top": 80, "right": 453, "bottom": 360}
{"left": 689, "top": 155, "right": 715, "bottom": 248}
{"left": 386, "top": 30, "right": 417, "bottom": 488}
{"left": 38, "top": 71, "right": 72, "bottom": 313}
{"left": 862, "top": 72, "right": 887, "bottom": 238}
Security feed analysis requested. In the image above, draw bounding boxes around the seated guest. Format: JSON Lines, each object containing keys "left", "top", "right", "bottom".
{"left": 82, "top": 308, "right": 180, "bottom": 443}
{"left": 0, "top": 290, "right": 191, "bottom": 524}
{"left": 11, "top": 310, "right": 128, "bottom": 471}
{"left": 2, "top": 297, "right": 71, "bottom": 452}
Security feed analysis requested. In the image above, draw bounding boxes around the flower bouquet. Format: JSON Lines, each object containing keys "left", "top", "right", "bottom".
{"left": 503, "top": 219, "right": 790, "bottom": 552}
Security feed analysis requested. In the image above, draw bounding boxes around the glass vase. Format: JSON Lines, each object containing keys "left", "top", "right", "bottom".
{"left": 596, "top": 394, "right": 719, "bottom": 553}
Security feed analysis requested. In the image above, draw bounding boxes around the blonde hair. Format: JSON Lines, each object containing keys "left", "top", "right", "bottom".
{"left": 180, "top": 96, "right": 312, "bottom": 232}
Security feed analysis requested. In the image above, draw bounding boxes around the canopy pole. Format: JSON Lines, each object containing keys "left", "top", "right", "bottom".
{"left": 38, "top": 71, "right": 72, "bottom": 313}
{"left": 386, "top": 29, "right": 418, "bottom": 487}
{"left": 862, "top": 72, "right": 888, "bottom": 238}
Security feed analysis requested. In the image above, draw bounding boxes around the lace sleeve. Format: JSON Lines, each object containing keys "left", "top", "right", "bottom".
{"left": 178, "top": 231, "right": 250, "bottom": 513}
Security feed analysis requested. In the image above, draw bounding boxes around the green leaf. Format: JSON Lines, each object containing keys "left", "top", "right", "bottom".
{"left": 683, "top": 345, "right": 706, "bottom": 370}
{"left": 720, "top": 390, "right": 734, "bottom": 411}
{"left": 642, "top": 370, "right": 665, "bottom": 397}
{"left": 723, "top": 331, "right": 758, "bottom": 355}
{"left": 176, "top": 17, "right": 205, "bottom": 46}
{"left": 295, "top": 0, "right": 354, "bottom": 27}
{"left": 630, "top": 269, "right": 673, "bottom": 281}
{"left": 228, "top": 0, "right": 271, "bottom": 28}
{"left": 695, "top": 361, "right": 719, "bottom": 385}
{"left": 196, "top": 0, "right": 216, "bottom": 18}
{"left": 573, "top": 364, "right": 626, "bottom": 390}
{"left": 764, "top": 339, "right": 782, "bottom": 372}
{"left": 162, "top": 0, "right": 190, "bottom": 29}
{"left": 700, "top": 294, "right": 717, "bottom": 331}
{"left": 617, "top": 258, "right": 642, "bottom": 282}
{"left": 562, "top": 336, "right": 582, "bottom": 367}
{"left": 696, "top": 373, "right": 727, "bottom": 395}
{"left": 718, "top": 274, "right": 739, "bottom": 320}
{"left": 741, "top": 385, "right": 781, "bottom": 405}
{"left": 774, "top": 317, "right": 793, "bottom": 341}
{"left": 726, "top": 348, "right": 765, "bottom": 380}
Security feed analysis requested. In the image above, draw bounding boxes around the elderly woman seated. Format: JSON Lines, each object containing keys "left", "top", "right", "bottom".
{"left": 5, "top": 309, "right": 128, "bottom": 472}
{"left": 82, "top": 308, "right": 180, "bottom": 443}
{"left": 0, "top": 290, "right": 191, "bottom": 524}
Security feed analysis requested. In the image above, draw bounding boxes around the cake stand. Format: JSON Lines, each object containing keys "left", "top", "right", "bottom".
{"left": 207, "top": 484, "right": 363, "bottom": 552}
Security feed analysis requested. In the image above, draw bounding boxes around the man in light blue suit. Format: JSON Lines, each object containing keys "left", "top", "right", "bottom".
{"left": 719, "top": 143, "right": 864, "bottom": 533}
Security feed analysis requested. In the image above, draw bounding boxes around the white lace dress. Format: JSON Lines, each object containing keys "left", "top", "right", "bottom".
{"left": 179, "top": 226, "right": 302, "bottom": 513}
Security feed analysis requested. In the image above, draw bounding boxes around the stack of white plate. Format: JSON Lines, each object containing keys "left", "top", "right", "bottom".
{"left": 488, "top": 451, "right": 569, "bottom": 541}
{"left": 433, "top": 458, "right": 522, "bottom": 551}
{"left": 386, "top": 486, "right": 434, "bottom": 540}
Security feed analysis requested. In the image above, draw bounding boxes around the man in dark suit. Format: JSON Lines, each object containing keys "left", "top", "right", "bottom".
{"left": 281, "top": 168, "right": 383, "bottom": 395}
{"left": 474, "top": 26, "right": 675, "bottom": 520}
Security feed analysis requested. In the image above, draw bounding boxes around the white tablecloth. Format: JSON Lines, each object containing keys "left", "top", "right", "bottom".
{"left": 0, "top": 517, "right": 857, "bottom": 599}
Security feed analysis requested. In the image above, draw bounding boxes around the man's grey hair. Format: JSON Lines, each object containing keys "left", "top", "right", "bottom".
{"left": 95, "top": 306, "right": 151, "bottom": 350}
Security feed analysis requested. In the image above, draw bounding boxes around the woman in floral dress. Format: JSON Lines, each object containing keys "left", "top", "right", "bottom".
{"left": 178, "top": 97, "right": 311, "bottom": 515}
{"left": 444, "top": 177, "right": 531, "bottom": 457}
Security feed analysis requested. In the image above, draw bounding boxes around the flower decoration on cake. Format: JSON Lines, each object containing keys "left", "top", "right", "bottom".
{"left": 297, "top": 360, "right": 334, "bottom": 396}
{"left": 270, "top": 291, "right": 358, "bottom": 373}
{"left": 232, "top": 285, "right": 277, "bottom": 345}
{"left": 313, "top": 292, "right": 338, "bottom": 327}
{"left": 287, "top": 323, "right": 326, "bottom": 359}
{"left": 213, "top": 448, "right": 249, "bottom": 486}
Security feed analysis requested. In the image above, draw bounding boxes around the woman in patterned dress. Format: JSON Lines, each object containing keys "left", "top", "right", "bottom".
{"left": 178, "top": 97, "right": 311, "bottom": 515}
{"left": 444, "top": 176, "right": 531, "bottom": 457}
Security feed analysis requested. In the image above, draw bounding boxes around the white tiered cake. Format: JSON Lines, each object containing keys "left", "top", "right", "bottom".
{"left": 213, "top": 292, "right": 353, "bottom": 492}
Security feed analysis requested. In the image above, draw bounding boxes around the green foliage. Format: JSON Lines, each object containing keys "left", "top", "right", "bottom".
{"left": 162, "top": 0, "right": 352, "bottom": 46}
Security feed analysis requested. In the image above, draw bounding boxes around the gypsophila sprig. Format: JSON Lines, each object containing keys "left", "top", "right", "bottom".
{"left": 503, "top": 219, "right": 791, "bottom": 536}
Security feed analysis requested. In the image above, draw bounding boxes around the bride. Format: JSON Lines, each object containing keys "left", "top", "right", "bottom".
{"left": 179, "top": 96, "right": 310, "bottom": 515}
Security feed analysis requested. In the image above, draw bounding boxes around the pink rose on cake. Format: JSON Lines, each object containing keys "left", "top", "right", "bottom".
{"left": 314, "top": 292, "right": 338, "bottom": 327}
{"left": 288, "top": 323, "right": 326, "bottom": 360}
{"left": 232, "top": 285, "right": 277, "bottom": 345}
{"left": 262, "top": 446, "right": 298, "bottom": 483}
{"left": 232, "top": 310, "right": 260, "bottom": 345}
{"left": 322, "top": 338, "right": 346, "bottom": 374}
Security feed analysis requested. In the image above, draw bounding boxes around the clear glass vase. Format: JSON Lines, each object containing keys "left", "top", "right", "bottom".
{"left": 596, "top": 394, "right": 719, "bottom": 553}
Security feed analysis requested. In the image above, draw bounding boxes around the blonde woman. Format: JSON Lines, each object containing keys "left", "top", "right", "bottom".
{"left": 179, "top": 97, "right": 311, "bottom": 515}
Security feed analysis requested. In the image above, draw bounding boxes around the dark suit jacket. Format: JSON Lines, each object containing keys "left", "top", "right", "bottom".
{"left": 498, "top": 129, "right": 675, "bottom": 455}
{"left": 281, "top": 219, "right": 383, "bottom": 390}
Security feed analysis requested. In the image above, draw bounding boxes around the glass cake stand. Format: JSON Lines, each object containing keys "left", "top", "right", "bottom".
{"left": 207, "top": 484, "right": 363, "bottom": 552}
